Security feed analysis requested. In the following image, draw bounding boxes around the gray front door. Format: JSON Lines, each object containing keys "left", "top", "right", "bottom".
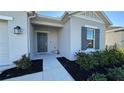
{"left": 37, "top": 32, "right": 48, "bottom": 52}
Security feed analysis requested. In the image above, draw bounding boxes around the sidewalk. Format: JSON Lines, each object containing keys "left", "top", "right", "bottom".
{"left": 6, "top": 54, "right": 74, "bottom": 81}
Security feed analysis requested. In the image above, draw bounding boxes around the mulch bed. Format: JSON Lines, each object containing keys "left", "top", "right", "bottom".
{"left": 57, "top": 57, "right": 90, "bottom": 81}
{"left": 0, "top": 59, "right": 43, "bottom": 80}
{"left": 57, "top": 57, "right": 124, "bottom": 81}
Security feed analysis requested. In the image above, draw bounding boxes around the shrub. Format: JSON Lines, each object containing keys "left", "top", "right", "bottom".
{"left": 91, "top": 51, "right": 109, "bottom": 67}
{"left": 77, "top": 52, "right": 93, "bottom": 70}
{"left": 76, "top": 50, "right": 110, "bottom": 70}
{"left": 118, "top": 48, "right": 124, "bottom": 61}
{"left": 105, "top": 47, "right": 124, "bottom": 63}
{"left": 14, "top": 54, "right": 32, "bottom": 69}
{"left": 87, "top": 73, "right": 107, "bottom": 81}
{"left": 107, "top": 66, "right": 124, "bottom": 80}
{"left": 76, "top": 52, "right": 96, "bottom": 70}
{"left": 119, "top": 48, "right": 124, "bottom": 54}
{"left": 76, "top": 48, "right": 124, "bottom": 70}
{"left": 104, "top": 49, "right": 119, "bottom": 65}
{"left": 105, "top": 49, "right": 120, "bottom": 65}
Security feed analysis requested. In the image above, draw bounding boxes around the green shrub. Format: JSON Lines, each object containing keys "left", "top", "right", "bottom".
{"left": 76, "top": 52, "right": 94, "bottom": 70}
{"left": 119, "top": 48, "right": 124, "bottom": 54}
{"left": 107, "top": 66, "right": 124, "bottom": 80}
{"left": 105, "top": 47, "right": 124, "bottom": 63}
{"left": 76, "top": 50, "right": 110, "bottom": 70}
{"left": 87, "top": 73, "right": 107, "bottom": 81}
{"left": 91, "top": 51, "right": 109, "bottom": 67}
{"left": 118, "top": 48, "right": 124, "bottom": 61}
{"left": 76, "top": 48, "right": 124, "bottom": 70}
{"left": 14, "top": 54, "right": 32, "bottom": 69}
{"left": 105, "top": 49, "right": 120, "bottom": 65}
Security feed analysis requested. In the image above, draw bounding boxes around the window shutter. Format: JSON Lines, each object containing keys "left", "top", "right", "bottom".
{"left": 81, "top": 27, "right": 87, "bottom": 50}
{"left": 95, "top": 29, "right": 100, "bottom": 49}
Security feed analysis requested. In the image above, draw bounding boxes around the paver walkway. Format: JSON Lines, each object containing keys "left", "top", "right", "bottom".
{"left": 6, "top": 54, "right": 74, "bottom": 81}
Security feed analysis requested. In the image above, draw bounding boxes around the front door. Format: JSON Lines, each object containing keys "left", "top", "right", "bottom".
{"left": 37, "top": 32, "right": 48, "bottom": 52}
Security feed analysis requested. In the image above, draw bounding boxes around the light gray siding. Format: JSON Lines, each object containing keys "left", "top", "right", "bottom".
{"left": 0, "top": 12, "right": 28, "bottom": 64}
{"left": 58, "top": 20, "right": 71, "bottom": 59}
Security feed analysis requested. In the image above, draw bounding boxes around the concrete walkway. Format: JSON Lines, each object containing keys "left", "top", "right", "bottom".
{"left": 6, "top": 54, "right": 74, "bottom": 81}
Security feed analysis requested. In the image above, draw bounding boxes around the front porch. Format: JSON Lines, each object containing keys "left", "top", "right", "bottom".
{"left": 30, "top": 23, "right": 62, "bottom": 59}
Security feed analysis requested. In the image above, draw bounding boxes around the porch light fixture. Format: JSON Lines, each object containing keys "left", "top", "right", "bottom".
{"left": 14, "top": 26, "right": 22, "bottom": 34}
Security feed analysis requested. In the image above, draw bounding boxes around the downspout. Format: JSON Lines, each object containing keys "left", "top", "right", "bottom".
{"left": 27, "top": 12, "right": 37, "bottom": 58}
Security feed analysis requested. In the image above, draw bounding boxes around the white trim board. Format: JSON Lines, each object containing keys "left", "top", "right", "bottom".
{"left": 73, "top": 15, "right": 104, "bottom": 24}
{"left": 0, "top": 15, "right": 13, "bottom": 21}
{"left": 85, "top": 25, "right": 98, "bottom": 29}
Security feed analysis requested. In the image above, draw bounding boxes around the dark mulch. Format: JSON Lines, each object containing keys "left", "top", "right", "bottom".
{"left": 57, "top": 57, "right": 124, "bottom": 81}
{"left": 0, "top": 59, "right": 43, "bottom": 80}
{"left": 57, "top": 57, "right": 90, "bottom": 81}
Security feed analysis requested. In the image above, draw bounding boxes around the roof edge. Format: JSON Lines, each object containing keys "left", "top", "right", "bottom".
{"left": 106, "top": 27, "right": 124, "bottom": 32}
{"left": 32, "top": 11, "right": 113, "bottom": 26}
{"left": 100, "top": 11, "right": 113, "bottom": 25}
{"left": 62, "top": 11, "right": 113, "bottom": 25}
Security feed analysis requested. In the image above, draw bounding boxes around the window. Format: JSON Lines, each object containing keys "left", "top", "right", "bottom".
{"left": 82, "top": 27, "right": 100, "bottom": 50}
{"left": 87, "top": 28, "right": 95, "bottom": 48}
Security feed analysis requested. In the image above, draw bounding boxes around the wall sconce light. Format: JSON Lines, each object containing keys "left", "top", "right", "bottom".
{"left": 14, "top": 26, "right": 22, "bottom": 34}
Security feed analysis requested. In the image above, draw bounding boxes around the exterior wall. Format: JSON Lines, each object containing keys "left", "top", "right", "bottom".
{"left": 32, "top": 25, "right": 59, "bottom": 55}
{"left": 58, "top": 20, "right": 71, "bottom": 59}
{"left": 70, "top": 16, "right": 105, "bottom": 60}
{"left": 48, "top": 31, "right": 58, "bottom": 52}
{"left": 106, "top": 31, "right": 123, "bottom": 48}
{"left": 0, "top": 12, "right": 28, "bottom": 64}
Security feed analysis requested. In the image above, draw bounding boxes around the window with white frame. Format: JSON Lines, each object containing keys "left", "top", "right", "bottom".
{"left": 87, "top": 28, "right": 95, "bottom": 48}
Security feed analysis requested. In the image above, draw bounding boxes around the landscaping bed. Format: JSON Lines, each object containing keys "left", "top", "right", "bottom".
{"left": 0, "top": 59, "right": 43, "bottom": 80}
{"left": 57, "top": 48, "right": 124, "bottom": 81}
{"left": 57, "top": 57, "right": 124, "bottom": 81}
{"left": 57, "top": 57, "right": 90, "bottom": 81}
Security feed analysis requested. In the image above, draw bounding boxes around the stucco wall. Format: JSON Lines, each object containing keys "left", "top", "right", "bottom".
{"left": 48, "top": 30, "right": 58, "bottom": 52}
{"left": 106, "top": 31, "right": 123, "bottom": 48}
{"left": 70, "top": 16, "right": 105, "bottom": 60}
{"left": 0, "top": 12, "right": 28, "bottom": 64}
{"left": 58, "top": 20, "right": 71, "bottom": 59}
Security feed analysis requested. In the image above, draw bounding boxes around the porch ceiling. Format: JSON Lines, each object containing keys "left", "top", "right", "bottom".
{"left": 31, "top": 16, "right": 63, "bottom": 28}
{"left": 33, "top": 24, "right": 62, "bottom": 31}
